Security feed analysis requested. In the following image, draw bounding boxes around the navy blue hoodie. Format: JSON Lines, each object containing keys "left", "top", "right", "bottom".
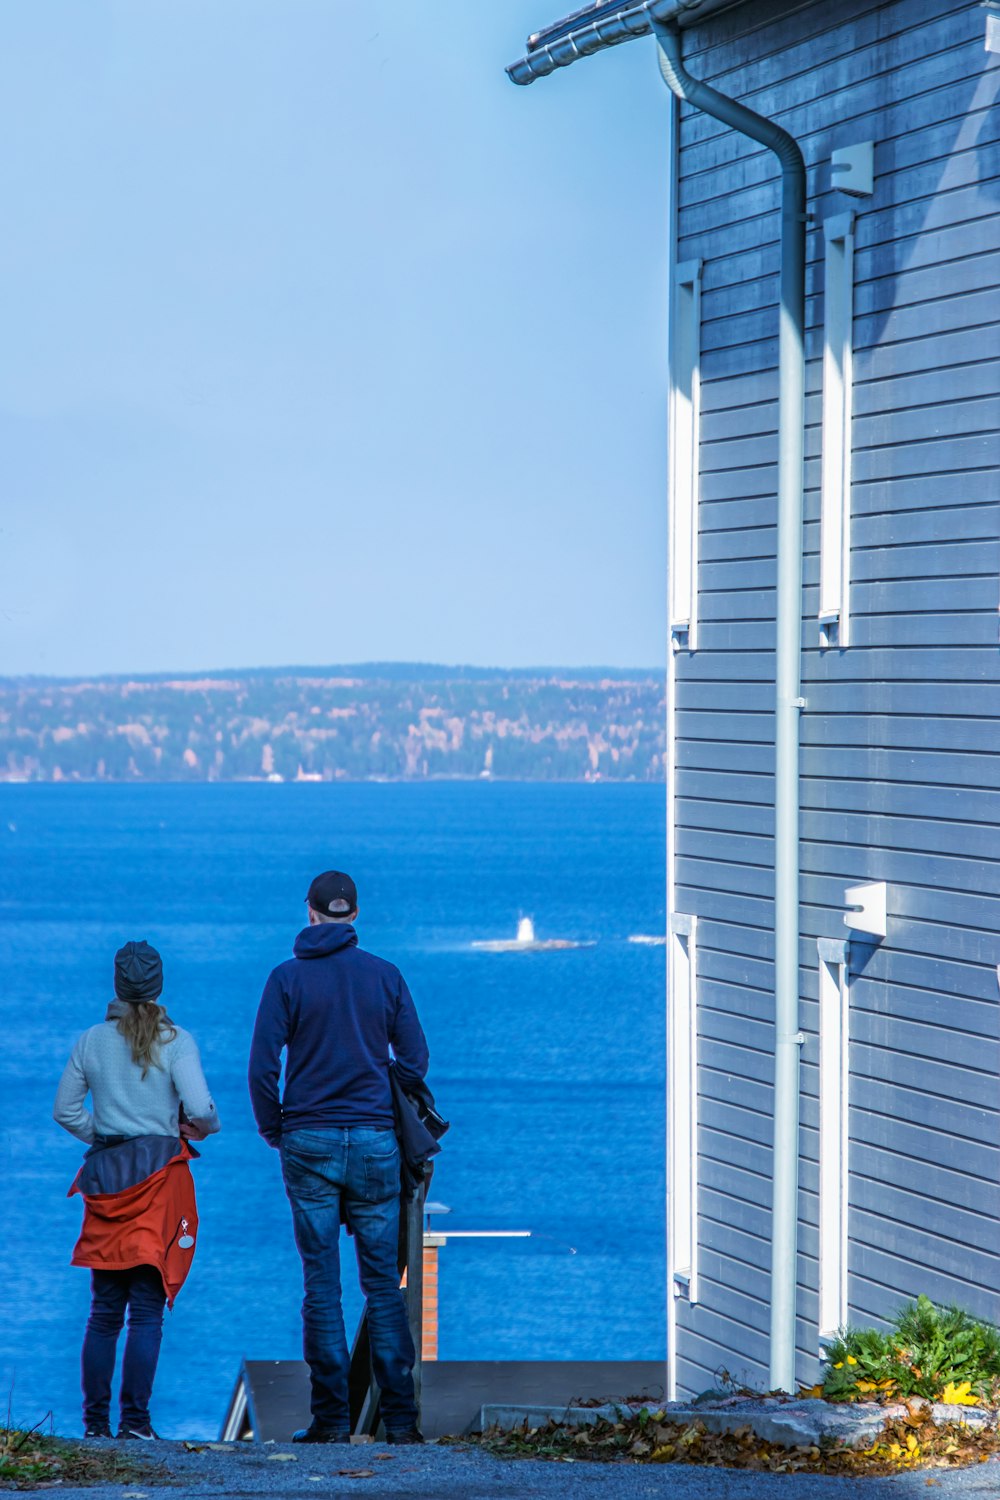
{"left": 248, "top": 923, "right": 429, "bottom": 1145}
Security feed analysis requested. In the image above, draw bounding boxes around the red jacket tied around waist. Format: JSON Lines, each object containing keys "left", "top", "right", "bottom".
{"left": 69, "top": 1136, "right": 199, "bottom": 1307}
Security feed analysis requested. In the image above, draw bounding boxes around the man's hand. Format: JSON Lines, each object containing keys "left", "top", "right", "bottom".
{"left": 180, "top": 1120, "right": 209, "bottom": 1142}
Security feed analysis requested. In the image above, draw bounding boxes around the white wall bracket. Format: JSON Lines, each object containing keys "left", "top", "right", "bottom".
{"left": 831, "top": 141, "right": 874, "bottom": 197}
{"left": 844, "top": 881, "right": 887, "bottom": 939}
{"left": 985, "top": 5, "right": 1000, "bottom": 55}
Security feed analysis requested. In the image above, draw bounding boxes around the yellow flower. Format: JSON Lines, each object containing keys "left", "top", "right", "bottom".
{"left": 833, "top": 1362, "right": 843, "bottom": 1369}
{"left": 846, "top": 1356, "right": 858, "bottom": 1365}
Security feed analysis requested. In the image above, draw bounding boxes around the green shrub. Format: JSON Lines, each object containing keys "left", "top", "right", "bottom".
{"left": 821, "top": 1295, "right": 1000, "bottom": 1404}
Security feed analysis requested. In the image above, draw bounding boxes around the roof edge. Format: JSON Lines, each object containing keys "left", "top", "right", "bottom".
{"left": 507, "top": 0, "right": 733, "bottom": 84}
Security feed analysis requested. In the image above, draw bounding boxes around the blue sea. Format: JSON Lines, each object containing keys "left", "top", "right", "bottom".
{"left": 0, "top": 782, "right": 665, "bottom": 1439}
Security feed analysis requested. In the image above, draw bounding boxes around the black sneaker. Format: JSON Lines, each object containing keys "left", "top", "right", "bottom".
{"left": 117, "top": 1423, "right": 159, "bottom": 1441}
{"left": 84, "top": 1424, "right": 112, "bottom": 1439}
{"left": 292, "top": 1424, "right": 351, "bottom": 1443}
{"left": 385, "top": 1428, "right": 424, "bottom": 1445}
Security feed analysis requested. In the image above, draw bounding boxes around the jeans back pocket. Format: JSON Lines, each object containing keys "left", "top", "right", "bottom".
{"left": 362, "top": 1141, "right": 400, "bottom": 1203}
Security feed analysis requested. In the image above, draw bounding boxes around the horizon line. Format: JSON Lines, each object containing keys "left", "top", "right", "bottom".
{"left": 2, "top": 659, "right": 667, "bottom": 685}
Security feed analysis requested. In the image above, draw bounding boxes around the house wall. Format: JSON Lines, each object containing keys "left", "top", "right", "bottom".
{"left": 668, "top": 0, "right": 1000, "bottom": 1395}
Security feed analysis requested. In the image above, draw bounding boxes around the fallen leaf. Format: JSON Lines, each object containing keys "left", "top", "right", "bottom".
{"left": 373, "top": 1453, "right": 394, "bottom": 1460}
{"left": 904, "top": 1399, "right": 929, "bottom": 1427}
{"left": 940, "top": 1381, "right": 977, "bottom": 1406}
{"left": 338, "top": 1468, "right": 375, "bottom": 1478}
{"left": 267, "top": 1452, "right": 298, "bottom": 1461}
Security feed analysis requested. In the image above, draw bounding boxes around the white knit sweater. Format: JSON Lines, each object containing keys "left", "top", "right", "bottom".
{"left": 54, "top": 1018, "right": 220, "bottom": 1145}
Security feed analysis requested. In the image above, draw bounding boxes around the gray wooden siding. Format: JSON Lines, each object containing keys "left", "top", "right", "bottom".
{"left": 671, "top": 0, "right": 1000, "bottom": 1396}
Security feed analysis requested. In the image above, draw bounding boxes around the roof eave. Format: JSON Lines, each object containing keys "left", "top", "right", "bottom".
{"left": 506, "top": 0, "right": 739, "bottom": 84}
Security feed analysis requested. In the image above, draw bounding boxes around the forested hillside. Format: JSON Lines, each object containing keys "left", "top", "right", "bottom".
{"left": 0, "top": 666, "right": 665, "bottom": 782}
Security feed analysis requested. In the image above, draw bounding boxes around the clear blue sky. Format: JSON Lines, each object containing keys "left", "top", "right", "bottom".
{"left": 0, "top": 2, "right": 670, "bottom": 676}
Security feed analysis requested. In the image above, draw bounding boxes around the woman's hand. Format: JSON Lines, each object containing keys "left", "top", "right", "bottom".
{"left": 179, "top": 1120, "right": 209, "bottom": 1141}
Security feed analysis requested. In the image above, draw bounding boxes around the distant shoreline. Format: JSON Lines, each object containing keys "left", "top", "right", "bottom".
{"left": 1, "top": 660, "right": 666, "bottom": 687}
{"left": 1, "top": 666, "right": 666, "bottom": 785}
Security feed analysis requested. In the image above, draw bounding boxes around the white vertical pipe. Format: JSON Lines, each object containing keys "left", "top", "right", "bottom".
{"left": 664, "top": 81, "right": 681, "bottom": 1402}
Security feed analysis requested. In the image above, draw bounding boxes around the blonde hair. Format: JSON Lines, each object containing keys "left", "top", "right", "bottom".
{"left": 116, "top": 1001, "right": 178, "bottom": 1078}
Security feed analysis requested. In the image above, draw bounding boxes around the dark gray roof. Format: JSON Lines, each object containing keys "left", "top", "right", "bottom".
{"left": 507, "top": 0, "right": 745, "bottom": 84}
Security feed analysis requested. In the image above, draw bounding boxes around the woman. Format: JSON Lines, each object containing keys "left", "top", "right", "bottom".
{"left": 54, "top": 939, "right": 220, "bottom": 1441}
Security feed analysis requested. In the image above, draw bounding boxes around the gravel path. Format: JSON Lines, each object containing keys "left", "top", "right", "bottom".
{"left": 31, "top": 1440, "right": 1000, "bottom": 1500}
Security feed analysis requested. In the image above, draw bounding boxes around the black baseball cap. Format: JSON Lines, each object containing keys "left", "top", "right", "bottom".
{"left": 306, "top": 870, "right": 358, "bottom": 917}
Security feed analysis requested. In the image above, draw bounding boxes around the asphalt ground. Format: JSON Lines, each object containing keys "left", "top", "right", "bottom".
{"left": 31, "top": 1440, "right": 1000, "bottom": 1500}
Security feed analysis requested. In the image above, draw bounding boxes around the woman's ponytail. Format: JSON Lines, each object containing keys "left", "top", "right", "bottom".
{"left": 115, "top": 1002, "right": 178, "bottom": 1078}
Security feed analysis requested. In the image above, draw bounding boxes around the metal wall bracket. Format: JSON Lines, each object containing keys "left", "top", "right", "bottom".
{"left": 844, "top": 881, "right": 887, "bottom": 939}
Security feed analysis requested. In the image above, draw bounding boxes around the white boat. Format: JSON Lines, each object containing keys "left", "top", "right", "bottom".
{"left": 472, "top": 915, "right": 593, "bottom": 953}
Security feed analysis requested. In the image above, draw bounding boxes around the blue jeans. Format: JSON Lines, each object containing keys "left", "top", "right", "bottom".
{"left": 280, "top": 1127, "right": 417, "bottom": 1433}
{"left": 82, "top": 1266, "right": 166, "bottom": 1430}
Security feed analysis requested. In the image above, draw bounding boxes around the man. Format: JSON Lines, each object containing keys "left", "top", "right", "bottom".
{"left": 249, "top": 870, "right": 429, "bottom": 1444}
